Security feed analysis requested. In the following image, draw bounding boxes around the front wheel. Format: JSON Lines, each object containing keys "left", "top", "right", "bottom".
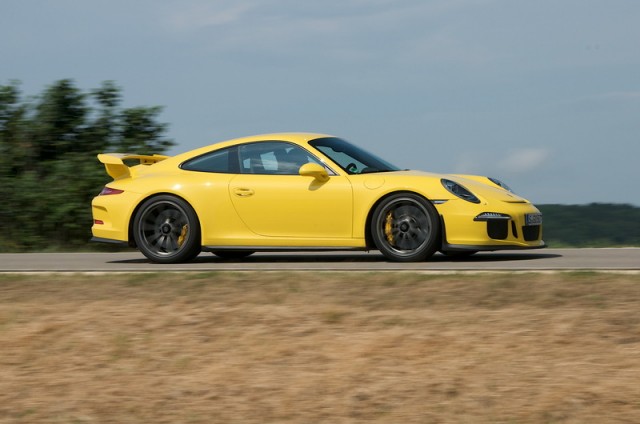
{"left": 133, "top": 195, "right": 201, "bottom": 263}
{"left": 371, "top": 193, "right": 440, "bottom": 262}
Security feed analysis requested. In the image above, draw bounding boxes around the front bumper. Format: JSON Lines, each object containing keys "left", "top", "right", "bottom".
{"left": 437, "top": 200, "right": 545, "bottom": 252}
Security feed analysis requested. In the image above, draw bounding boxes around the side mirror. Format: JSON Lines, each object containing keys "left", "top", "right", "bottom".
{"left": 299, "top": 163, "right": 329, "bottom": 182}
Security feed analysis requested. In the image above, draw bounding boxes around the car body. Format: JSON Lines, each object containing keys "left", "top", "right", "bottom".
{"left": 91, "top": 132, "right": 545, "bottom": 263}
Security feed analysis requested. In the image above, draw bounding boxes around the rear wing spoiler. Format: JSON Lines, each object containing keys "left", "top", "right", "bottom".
{"left": 97, "top": 153, "right": 170, "bottom": 180}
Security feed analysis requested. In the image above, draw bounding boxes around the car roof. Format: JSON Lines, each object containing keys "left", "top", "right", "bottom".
{"left": 172, "top": 132, "right": 334, "bottom": 162}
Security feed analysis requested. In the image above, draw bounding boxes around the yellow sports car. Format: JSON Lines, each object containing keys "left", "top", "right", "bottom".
{"left": 91, "top": 133, "right": 545, "bottom": 263}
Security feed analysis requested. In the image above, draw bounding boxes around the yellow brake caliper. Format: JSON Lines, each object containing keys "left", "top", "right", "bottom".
{"left": 384, "top": 211, "right": 394, "bottom": 245}
{"left": 178, "top": 224, "right": 189, "bottom": 247}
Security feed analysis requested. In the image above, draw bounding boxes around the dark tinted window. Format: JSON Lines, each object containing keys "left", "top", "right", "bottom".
{"left": 181, "top": 147, "right": 236, "bottom": 173}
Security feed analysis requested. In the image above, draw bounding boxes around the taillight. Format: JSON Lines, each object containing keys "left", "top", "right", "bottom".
{"left": 99, "top": 187, "right": 124, "bottom": 196}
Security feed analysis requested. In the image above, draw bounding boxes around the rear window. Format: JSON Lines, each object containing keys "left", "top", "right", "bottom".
{"left": 181, "top": 147, "right": 236, "bottom": 173}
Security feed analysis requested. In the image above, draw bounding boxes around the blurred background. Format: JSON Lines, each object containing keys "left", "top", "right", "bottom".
{"left": 1, "top": 0, "right": 639, "bottom": 250}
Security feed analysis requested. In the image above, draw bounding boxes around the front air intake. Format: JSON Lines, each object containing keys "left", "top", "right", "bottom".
{"left": 522, "top": 225, "right": 541, "bottom": 241}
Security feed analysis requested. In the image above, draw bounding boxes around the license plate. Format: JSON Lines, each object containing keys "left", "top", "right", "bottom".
{"left": 525, "top": 213, "right": 543, "bottom": 226}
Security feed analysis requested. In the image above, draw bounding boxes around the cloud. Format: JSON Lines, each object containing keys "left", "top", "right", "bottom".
{"left": 159, "top": 0, "right": 496, "bottom": 67}
{"left": 453, "top": 147, "right": 551, "bottom": 176}
{"left": 165, "top": 2, "right": 254, "bottom": 30}
{"left": 599, "top": 91, "right": 640, "bottom": 100}
{"left": 498, "top": 148, "right": 551, "bottom": 174}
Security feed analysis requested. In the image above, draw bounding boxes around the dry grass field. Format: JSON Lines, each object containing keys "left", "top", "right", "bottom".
{"left": 1, "top": 271, "right": 640, "bottom": 423}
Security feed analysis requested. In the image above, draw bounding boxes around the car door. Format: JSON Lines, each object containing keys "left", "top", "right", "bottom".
{"left": 228, "top": 141, "right": 353, "bottom": 239}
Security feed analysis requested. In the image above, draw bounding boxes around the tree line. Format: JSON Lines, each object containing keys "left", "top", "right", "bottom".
{"left": 1, "top": 80, "right": 638, "bottom": 251}
{"left": 537, "top": 203, "right": 640, "bottom": 247}
{"left": 0, "top": 79, "right": 173, "bottom": 251}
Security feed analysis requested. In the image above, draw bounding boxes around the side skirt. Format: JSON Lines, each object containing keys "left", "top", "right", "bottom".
{"left": 90, "top": 237, "right": 129, "bottom": 246}
{"left": 203, "top": 246, "right": 370, "bottom": 253}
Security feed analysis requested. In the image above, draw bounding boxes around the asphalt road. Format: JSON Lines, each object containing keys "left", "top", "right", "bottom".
{"left": 0, "top": 248, "right": 638, "bottom": 272}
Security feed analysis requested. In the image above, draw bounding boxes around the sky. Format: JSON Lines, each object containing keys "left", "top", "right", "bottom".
{"left": 2, "top": 0, "right": 639, "bottom": 205}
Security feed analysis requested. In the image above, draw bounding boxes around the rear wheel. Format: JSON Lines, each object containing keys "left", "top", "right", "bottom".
{"left": 133, "top": 195, "right": 201, "bottom": 263}
{"left": 371, "top": 193, "right": 440, "bottom": 262}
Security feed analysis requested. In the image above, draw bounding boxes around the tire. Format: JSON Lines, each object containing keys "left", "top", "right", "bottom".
{"left": 133, "top": 195, "right": 201, "bottom": 263}
{"left": 211, "top": 250, "right": 255, "bottom": 259}
{"left": 371, "top": 193, "right": 440, "bottom": 262}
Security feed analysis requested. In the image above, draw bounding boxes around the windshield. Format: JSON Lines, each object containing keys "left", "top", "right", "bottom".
{"left": 309, "top": 137, "right": 400, "bottom": 175}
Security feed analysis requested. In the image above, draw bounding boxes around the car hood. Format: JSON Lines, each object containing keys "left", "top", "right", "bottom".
{"left": 374, "top": 170, "right": 531, "bottom": 203}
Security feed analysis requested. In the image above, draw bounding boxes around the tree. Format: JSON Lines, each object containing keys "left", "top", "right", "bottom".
{"left": 538, "top": 203, "right": 640, "bottom": 247}
{"left": 116, "top": 106, "right": 173, "bottom": 154}
{"left": 0, "top": 81, "right": 31, "bottom": 177}
{"left": 33, "top": 79, "right": 87, "bottom": 163}
{"left": 0, "top": 79, "right": 174, "bottom": 251}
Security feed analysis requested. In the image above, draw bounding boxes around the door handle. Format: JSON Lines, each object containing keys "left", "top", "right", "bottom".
{"left": 233, "top": 188, "right": 255, "bottom": 197}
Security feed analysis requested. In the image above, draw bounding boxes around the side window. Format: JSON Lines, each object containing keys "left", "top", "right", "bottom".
{"left": 238, "top": 142, "right": 322, "bottom": 175}
{"left": 181, "top": 147, "right": 236, "bottom": 173}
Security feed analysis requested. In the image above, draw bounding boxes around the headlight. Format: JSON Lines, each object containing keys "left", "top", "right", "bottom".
{"left": 441, "top": 179, "right": 480, "bottom": 204}
{"left": 488, "top": 177, "right": 513, "bottom": 193}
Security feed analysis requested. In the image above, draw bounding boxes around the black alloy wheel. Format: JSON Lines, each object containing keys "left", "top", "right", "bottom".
{"left": 133, "top": 195, "right": 201, "bottom": 263}
{"left": 371, "top": 193, "right": 440, "bottom": 262}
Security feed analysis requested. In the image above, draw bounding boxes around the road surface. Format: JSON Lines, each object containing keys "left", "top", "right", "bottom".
{"left": 0, "top": 248, "right": 638, "bottom": 272}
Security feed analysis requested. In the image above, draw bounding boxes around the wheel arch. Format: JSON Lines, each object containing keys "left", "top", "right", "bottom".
{"left": 364, "top": 190, "right": 443, "bottom": 251}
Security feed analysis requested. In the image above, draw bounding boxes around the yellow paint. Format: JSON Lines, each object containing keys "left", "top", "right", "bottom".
{"left": 92, "top": 133, "right": 544, "bottom": 251}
